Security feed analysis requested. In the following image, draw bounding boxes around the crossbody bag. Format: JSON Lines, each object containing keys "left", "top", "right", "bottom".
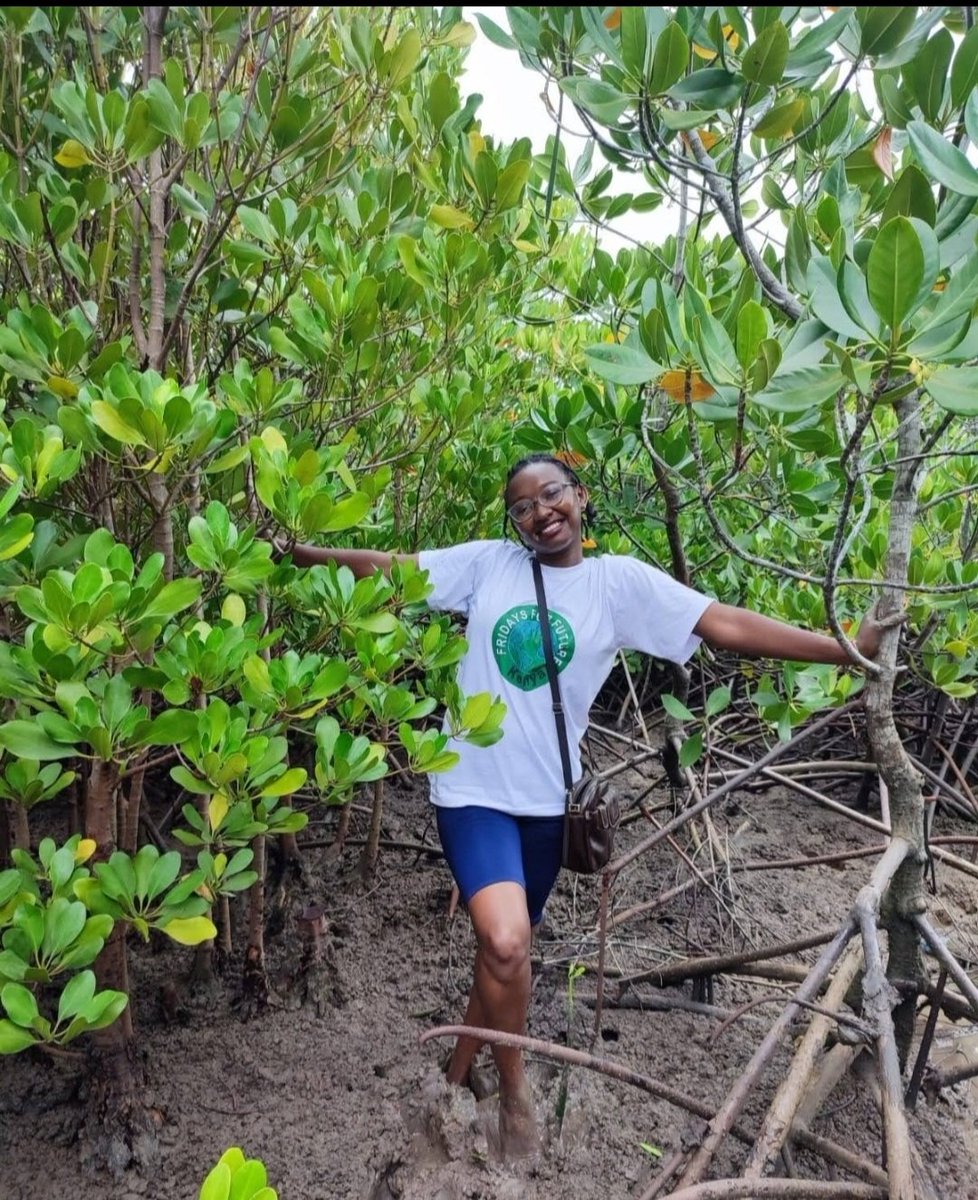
{"left": 531, "top": 557, "right": 620, "bottom": 874}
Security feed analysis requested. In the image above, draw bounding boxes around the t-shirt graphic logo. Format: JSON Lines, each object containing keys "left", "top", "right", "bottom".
{"left": 492, "top": 605, "right": 576, "bottom": 692}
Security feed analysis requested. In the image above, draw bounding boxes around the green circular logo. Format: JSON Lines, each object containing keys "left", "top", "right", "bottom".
{"left": 492, "top": 605, "right": 576, "bottom": 692}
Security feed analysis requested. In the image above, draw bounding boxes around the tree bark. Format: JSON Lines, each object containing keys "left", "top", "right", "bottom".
{"left": 82, "top": 757, "right": 158, "bottom": 1171}
{"left": 863, "top": 395, "right": 928, "bottom": 1068}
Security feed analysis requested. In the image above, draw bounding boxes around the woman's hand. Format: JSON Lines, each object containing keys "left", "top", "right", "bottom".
{"left": 854, "top": 603, "right": 907, "bottom": 662}
{"left": 269, "top": 532, "right": 297, "bottom": 562}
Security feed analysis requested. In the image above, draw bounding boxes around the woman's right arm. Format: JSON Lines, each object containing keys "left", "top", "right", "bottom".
{"left": 279, "top": 540, "right": 418, "bottom": 579}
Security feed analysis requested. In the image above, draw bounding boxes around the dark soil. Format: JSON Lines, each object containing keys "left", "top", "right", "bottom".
{"left": 2, "top": 761, "right": 977, "bottom": 1199}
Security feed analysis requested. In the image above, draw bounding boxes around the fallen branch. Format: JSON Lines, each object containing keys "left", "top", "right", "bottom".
{"left": 616, "top": 930, "right": 838, "bottom": 991}
{"left": 662, "top": 1182, "right": 884, "bottom": 1200}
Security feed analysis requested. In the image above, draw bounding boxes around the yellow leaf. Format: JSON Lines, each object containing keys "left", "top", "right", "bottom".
{"left": 604, "top": 8, "right": 622, "bottom": 29}
{"left": 872, "top": 127, "right": 893, "bottom": 182}
{"left": 468, "top": 130, "right": 486, "bottom": 158}
{"left": 54, "top": 139, "right": 91, "bottom": 169}
{"left": 658, "top": 368, "right": 716, "bottom": 403}
{"left": 581, "top": 537, "right": 598, "bottom": 550}
{"left": 260, "top": 425, "right": 288, "bottom": 456}
{"left": 221, "top": 593, "right": 246, "bottom": 627}
{"left": 46, "top": 375, "right": 79, "bottom": 399}
{"left": 693, "top": 24, "right": 740, "bottom": 58}
{"left": 946, "top": 640, "right": 969, "bottom": 658}
{"left": 161, "top": 916, "right": 217, "bottom": 946}
{"left": 208, "top": 791, "right": 229, "bottom": 831}
{"left": 697, "top": 129, "right": 719, "bottom": 151}
{"left": 513, "top": 239, "right": 541, "bottom": 253}
{"left": 74, "top": 838, "right": 97, "bottom": 864}
{"left": 436, "top": 20, "right": 476, "bottom": 47}
{"left": 429, "top": 204, "right": 475, "bottom": 231}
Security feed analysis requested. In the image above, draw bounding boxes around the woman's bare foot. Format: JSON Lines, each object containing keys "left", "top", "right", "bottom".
{"left": 498, "top": 1077, "right": 541, "bottom": 1159}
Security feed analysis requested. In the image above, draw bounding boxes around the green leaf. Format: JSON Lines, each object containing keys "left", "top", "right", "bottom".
{"left": 657, "top": 108, "right": 715, "bottom": 132}
{"left": 139, "top": 708, "right": 198, "bottom": 747}
{"left": 0, "top": 1019, "right": 36, "bottom": 1054}
{"left": 57, "top": 969, "right": 96, "bottom": 1023}
{"left": 867, "top": 217, "right": 924, "bottom": 331}
{"left": 650, "top": 22, "right": 689, "bottom": 94}
{"left": 857, "top": 8, "right": 918, "bottom": 57}
{"left": 495, "top": 160, "right": 530, "bottom": 212}
{"left": 668, "top": 69, "right": 743, "bottom": 108}
{"left": 661, "top": 693, "right": 695, "bottom": 722}
{"left": 706, "top": 686, "right": 732, "bottom": 718}
{"left": 585, "top": 342, "right": 662, "bottom": 385}
{"left": 140, "top": 577, "right": 201, "bottom": 622}
{"left": 907, "top": 28, "right": 953, "bottom": 122}
{"left": 2, "top": 981, "right": 39, "bottom": 1027}
{"left": 907, "top": 121, "right": 978, "bottom": 197}
{"left": 386, "top": 28, "right": 421, "bottom": 88}
{"left": 951, "top": 23, "right": 978, "bottom": 108}
{"left": 620, "top": 6, "right": 648, "bottom": 80}
{"left": 200, "top": 1162, "right": 232, "bottom": 1200}
{"left": 679, "top": 731, "right": 703, "bottom": 769}
{"left": 90, "top": 401, "right": 148, "bottom": 447}
{"left": 742, "top": 21, "right": 789, "bottom": 87}
{"left": 161, "top": 916, "right": 217, "bottom": 946}
{"left": 259, "top": 768, "right": 306, "bottom": 798}
{"left": 429, "top": 204, "right": 474, "bottom": 231}
{"left": 808, "top": 257, "right": 867, "bottom": 341}
{"left": 735, "top": 301, "right": 768, "bottom": 371}
{"left": 474, "top": 12, "right": 515, "bottom": 49}
{"left": 754, "top": 98, "right": 804, "bottom": 140}
{"left": 0, "top": 513, "right": 34, "bottom": 561}
{"left": 317, "top": 492, "right": 371, "bottom": 534}
{"left": 881, "top": 165, "right": 936, "bottom": 227}
{"left": 228, "top": 1159, "right": 267, "bottom": 1200}
{"left": 754, "top": 365, "right": 848, "bottom": 414}
{"left": 558, "top": 76, "right": 631, "bottom": 124}
{"left": 925, "top": 367, "right": 978, "bottom": 416}
{"left": 42, "top": 897, "right": 87, "bottom": 958}
{"left": 0, "top": 721, "right": 77, "bottom": 760}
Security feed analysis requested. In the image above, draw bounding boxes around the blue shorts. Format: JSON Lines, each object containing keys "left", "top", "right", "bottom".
{"left": 435, "top": 806, "right": 564, "bottom": 926}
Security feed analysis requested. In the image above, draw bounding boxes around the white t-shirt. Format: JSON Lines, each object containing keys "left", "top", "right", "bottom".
{"left": 418, "top": 540, "right": 714, "bottom": 816}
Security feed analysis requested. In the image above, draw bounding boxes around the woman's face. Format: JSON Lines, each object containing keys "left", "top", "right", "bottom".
{"left": 505, "top": 462, "right": 588, "bottom": 566}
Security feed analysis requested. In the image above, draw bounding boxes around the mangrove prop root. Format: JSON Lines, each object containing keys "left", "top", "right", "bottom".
{"left": 745, "top": 941, "right": 864, "bottom": 1179}
{"left": 674, "top": 839, "right": 909, "bottom": 1191}
{"left": 420, "top": 1025, "right": 887, "bottom": 1188}
{"left": 913, "top": 914, "right": 978, "bottom": 1017}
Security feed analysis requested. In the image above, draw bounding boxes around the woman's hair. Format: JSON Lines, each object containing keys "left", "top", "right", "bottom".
{"left": 502, "top": 453, "right": 598, "bottom": 537}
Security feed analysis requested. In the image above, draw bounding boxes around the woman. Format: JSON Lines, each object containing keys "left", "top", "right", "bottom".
{"left": 281, "top": 453, "right": 887, "bottom": 1157}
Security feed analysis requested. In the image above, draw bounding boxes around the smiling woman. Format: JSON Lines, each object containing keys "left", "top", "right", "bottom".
{"left": 280, "top": 450, "right": 888, "bottom": 1158}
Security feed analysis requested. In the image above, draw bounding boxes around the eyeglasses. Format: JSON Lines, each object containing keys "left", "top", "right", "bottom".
{"left": 507, "top": 481, "right": 576, "bottom": 524}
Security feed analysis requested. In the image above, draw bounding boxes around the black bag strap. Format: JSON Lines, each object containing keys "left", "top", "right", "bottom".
{"left": 531, "top": 556, "right": 574, "bottom": 794}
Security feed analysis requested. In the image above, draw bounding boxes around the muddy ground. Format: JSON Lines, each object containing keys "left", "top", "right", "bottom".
{"left": 2, "top": 751, "right": 977, "bottom": 1200}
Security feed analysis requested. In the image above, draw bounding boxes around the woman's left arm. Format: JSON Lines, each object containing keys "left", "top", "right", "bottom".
{"left": 693, "top": 602, "right": 886, "bottom": 665}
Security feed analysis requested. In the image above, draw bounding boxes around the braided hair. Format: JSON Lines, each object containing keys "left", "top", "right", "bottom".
{"left": 502, "top": 453, "right": 597, "bottom": 538}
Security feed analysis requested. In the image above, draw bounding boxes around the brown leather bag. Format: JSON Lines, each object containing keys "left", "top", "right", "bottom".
{"left": 532, "top": 558, "right": 620, "bottom": 874}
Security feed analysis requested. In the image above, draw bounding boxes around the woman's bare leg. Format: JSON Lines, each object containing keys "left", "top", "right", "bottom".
{"left": 445, "top": 881, "right": 539, "bottom": 1156}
